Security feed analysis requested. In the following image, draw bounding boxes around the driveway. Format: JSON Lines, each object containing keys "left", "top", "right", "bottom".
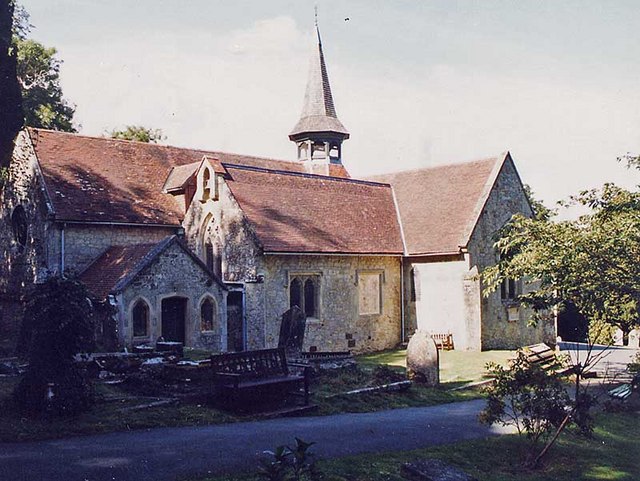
{"left": 0, "top": 399, "right": 511, "bottom": 481}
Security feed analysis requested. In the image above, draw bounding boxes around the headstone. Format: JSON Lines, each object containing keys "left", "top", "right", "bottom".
{"left": 401, "top": 459, "right": 477, "bottom": 481}
{"left": 406, "top": 330, "right": 439, "bottom": 386}
{"left": 613, "top": 328, "right": 624, "bottom": 346}
{"left": 628, "top": 329, "right": 640, "bottom": 349}
{"left": 278, "top": 306, "right": 306, "bottom": 355}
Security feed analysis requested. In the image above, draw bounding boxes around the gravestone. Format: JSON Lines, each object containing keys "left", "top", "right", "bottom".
{"left": 613, "top": 328, "right": 624, "bottom": 346}
{"left": 406, "top": 330, "right": 439, "bottom": 386}
{"left": 278, "top": 306, "right": 306, "bottom": 355}
{"left": 629, "top": 329, "right": 640, "bottom": 349}
{"left": 401, "top": 459, "right": 477, "bottom": 481}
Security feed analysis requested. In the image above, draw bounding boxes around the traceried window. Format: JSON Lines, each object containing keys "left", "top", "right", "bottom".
{"left": 132, "top": 299, "right": 150, "bottom": 337}
{"left": 200, "top": 297, "right": 217, "bottom": 332}
{"left": 289, "top": 275, "right": 319, "bottom": 318}
{"left": 358, "top": 271, "right": 382, "bottom": 315}
{"left": 11, "top": 205, "right": 28, "bottom": 247}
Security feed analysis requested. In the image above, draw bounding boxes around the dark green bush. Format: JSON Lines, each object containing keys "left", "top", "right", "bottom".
{"left": 14, "top": 275, "right": 97, "bottom": 417}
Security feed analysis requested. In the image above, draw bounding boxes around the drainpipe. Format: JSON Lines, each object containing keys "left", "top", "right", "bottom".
{"left": 400, "top": 257, "right": 405, "bottom": 344}
{"left": 60, "top": 223, "right": 66, "bottom": 274}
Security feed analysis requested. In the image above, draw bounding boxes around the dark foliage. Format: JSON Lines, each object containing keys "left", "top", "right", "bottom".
{"left": 15, "top": 275, "right": 97, "bottom": 417}
{"left": 0, "top": 0, "right": 24, "bottom": 173}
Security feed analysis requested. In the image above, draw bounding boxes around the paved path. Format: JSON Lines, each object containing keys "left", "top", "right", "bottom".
{"left": 0, "top": 399, "right": 511, "bottom": 481}
{"left": 558, "top": 342, "right": 639, "bottom": 378}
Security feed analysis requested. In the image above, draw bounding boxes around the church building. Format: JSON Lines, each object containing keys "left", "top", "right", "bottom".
{"left": 0, "top": 25, "right": 555, "bottom": 354}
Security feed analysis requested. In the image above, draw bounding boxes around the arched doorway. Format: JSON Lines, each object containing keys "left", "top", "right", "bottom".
{"left": 161, "top": 296, "right": 188, "bottom": 344}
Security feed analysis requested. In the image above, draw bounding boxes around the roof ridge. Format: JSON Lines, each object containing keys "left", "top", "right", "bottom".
{"left": 28, "top": 127, "right": 299, "bottom": 166}
{"left": 368, "top": 154, "right": 505, "bottom": 178}
{"left": 223, "top": 162, "right": 390, "bottom": 187}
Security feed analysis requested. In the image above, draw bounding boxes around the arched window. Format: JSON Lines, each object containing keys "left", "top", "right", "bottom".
{"left": 205, "top": 240, "right": 214, "bottom": 272}
{"left": 304, "top": 279, "right": 316, "bottom": 317}
{"left": 132, "top": 299, "right": 149, "bottom": 337}
{"left": 11, "top": 205, "right": 28, "bottom": 247}
{"left": 200, "top": 297, "right": 217, "bottom": 332}
{"left": 290, "top": 278, "right": 302, "bottom": 311}
{"left": 289, "top": 275, "right": 320, "bottom": 318}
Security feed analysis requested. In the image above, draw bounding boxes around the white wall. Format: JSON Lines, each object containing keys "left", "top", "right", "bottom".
{"left": 413, "top": 259, "right": 478, "bottom": 350}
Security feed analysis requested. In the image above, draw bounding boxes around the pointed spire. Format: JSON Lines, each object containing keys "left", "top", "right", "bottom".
{"left": 289, "top": 19, "right": 349, "bottom": 140}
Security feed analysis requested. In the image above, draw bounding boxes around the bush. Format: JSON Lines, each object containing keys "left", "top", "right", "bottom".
{"left": 14, "top": 275, "right": 97, "bottom": 417}
{"left": 258, "top": 438, "right": 320, "bottom": 481}
{"left": 479, "top": 352, "right": 571, "bottom": 461}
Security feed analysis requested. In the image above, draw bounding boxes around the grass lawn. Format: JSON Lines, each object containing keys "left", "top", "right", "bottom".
{"left": 358, "top": 348, "right": 515, "bottom": 384}
{"left": 196, "top": 411, "right": 640, "bottom": 481}
{"left": 0, "top": 348, "right": 504, "bottom": 442}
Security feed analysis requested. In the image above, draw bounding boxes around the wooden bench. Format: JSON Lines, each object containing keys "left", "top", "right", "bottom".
{"left": 431, "top": 333, "right": 454, "bottom": 351}
{"left": 520, "top": 343, "right": 572, "bottom": 376}
{"left": 210, "top": 348, "right": 310, "bottom": 410}
{"left": 608, "top": 373, "right": 639, "bottom": 401}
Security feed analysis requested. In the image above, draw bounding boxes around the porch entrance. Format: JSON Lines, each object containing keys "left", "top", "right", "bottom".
{"left": 161, "top": 296, "right": 187, "bottom": 344}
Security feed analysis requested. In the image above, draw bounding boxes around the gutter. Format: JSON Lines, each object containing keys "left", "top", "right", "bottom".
{"left": 55, "top": 219, "right": 182, "bottom": 229}
{"left": 263, "top": 251, "right": 402, "bottom": 257}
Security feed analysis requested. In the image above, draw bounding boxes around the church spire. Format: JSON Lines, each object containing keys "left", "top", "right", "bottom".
{"left": 290, "top": 16, "right": 349, "bottom": 171}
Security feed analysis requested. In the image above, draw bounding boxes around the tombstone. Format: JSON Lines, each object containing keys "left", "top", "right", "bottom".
{"left": 613, "top": 328, "right": 624, "bottom": 346}
{"left": 406, "top": 330, "right": 439, "bottom": 386}
{"left": 628, "top": 329, "right": 640, "bottom": 349}
{"left": 278, "top": 306, "right": 307, "bottom": 355}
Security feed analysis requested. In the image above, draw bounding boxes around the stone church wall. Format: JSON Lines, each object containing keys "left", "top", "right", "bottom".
{"left": 467, "top": 157, "right": 555, "bottom": 349}
{"left": 259, "top": 255, "right": 402, "bottom": 353}
{"left": 56, "top": 224, "right": 177, "bottom": 275}
{"left": 0, "top": 132, "right": 51, "bottom": 348}
{"left": 115, "top": 241, "right": 227, "bottom": 350}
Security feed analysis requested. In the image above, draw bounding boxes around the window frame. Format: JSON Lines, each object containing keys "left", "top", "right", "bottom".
{"left": 131, "top": 298, "right": 150, "bottom": 338}
{"left": 199, "top": 296, "right": 218, "bottom": 333}
{"left": 288, "top": 272, "right": 321, "bottom": 320}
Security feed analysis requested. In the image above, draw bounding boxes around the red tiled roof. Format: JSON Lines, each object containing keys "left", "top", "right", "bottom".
{"left": 29, "top": 129, "right": 350, "bottom": 225}
{"left": 79, "top": 236, "right": 226, "bottom": 299}
{"left": 367, "top": 154, "right": 506, "bottom": 256}
{"left": 224, "top": 165, "right": 403, "bottom": 254}
{"left": 80, "top": 243, "right": 157, "bottom": 299}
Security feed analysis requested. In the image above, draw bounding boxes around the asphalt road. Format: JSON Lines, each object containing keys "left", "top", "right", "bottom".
{"left": 0, "top": 399, "right": 512, "bottom": 481}
{"left": 558, "top": 342, "right": 639, "bottom": 378}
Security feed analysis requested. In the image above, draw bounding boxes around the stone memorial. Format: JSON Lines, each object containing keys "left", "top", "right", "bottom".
{"left": 628, "top": 329, "right": 640, "bottom": 349}
{"left": 278, "top": 306, "right": 307, "bottom": 355}
{"left": 406, "top": 330, "right": 439, "bottom": 386}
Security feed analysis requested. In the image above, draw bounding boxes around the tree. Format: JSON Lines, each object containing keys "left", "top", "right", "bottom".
{"left": 12, "top": 4, "right": 76, "bottom": 132}
{"left": 484, "top": 183, "right": 640, "bottom": 341}
{"left": 15, "top": 275, "right": 96, "bottom": 417}
{"left": 0, "top": 0, "right": 23, "bottom": 175}
{"left": 109, "top": 125, "right": 165, "bottom": 143}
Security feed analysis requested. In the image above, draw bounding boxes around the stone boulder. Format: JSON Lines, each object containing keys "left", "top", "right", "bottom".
{"left": 406, "top": 330, "right": 439, "bottom": 386}
{"left": 401, "top": 459, "right": 477, "bottom": 481}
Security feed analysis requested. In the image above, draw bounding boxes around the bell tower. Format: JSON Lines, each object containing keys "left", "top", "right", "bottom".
{"left": 289, "top": 17, "right": 349, "bottom": 175}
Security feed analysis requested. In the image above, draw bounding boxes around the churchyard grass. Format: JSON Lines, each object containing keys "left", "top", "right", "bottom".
{"left": 357, "top": 348, "right": 515, "bottom": 384}
{"left": 0, "top": 349, "right": 503, "bottom": 442}
{"left": 194, "top": 411, "right": 640, "bottom": 481}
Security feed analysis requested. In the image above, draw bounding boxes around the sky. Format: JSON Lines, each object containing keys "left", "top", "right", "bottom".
{"left": 19, "top": 0, "right": 640, "bottom": 214}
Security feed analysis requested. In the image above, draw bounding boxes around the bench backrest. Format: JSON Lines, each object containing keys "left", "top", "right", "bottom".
{"left": 521, "top": 343, "right": 561, "bottom": 371}
{"left": 210, "top": 348, "right": 289, "bottom": 378}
